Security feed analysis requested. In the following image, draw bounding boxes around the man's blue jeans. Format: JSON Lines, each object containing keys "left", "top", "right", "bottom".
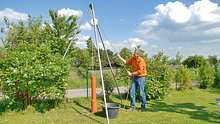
{"left": 130, "top": 76, "right": 146, "bottom": 109}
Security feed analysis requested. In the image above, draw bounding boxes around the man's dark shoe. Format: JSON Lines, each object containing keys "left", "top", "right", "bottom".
{"left": 128, "top": 107, "right": 135, "bottom": 112}
{"left": 141, "top": 107, "right": 146, "bottom": 112}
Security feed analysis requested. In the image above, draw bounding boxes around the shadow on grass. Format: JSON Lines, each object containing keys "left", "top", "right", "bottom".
{"left": 72, "top": 106, "right": 104, "bottom": 124}
{"left": 72, "top": 100, "right": 104, "bottom": 124}
{"left": 73, "top": 100, "right": 90, "bottom": 112}
{"left": 149, "top": 101, "right": 220, "bottom": 124}
{"left": 207, "top": 88, "right": 220, "bottom": 95}
{"left": 113, "top": 93, "right": 142, "bottom": 109}
{"left": 94, "top": 111, "right": 105, "bottom": 118}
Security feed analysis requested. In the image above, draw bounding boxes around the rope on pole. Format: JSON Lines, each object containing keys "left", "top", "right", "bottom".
{"left": 89, "top": 3, "right": 110, "bottom": 124}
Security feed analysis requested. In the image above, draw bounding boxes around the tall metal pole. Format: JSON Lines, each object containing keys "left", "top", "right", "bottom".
{"left": 89, "top": 3, "right": 110, "bottom": 124}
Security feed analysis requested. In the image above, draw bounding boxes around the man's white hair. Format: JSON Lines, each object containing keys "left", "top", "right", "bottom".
{"left": 134, "top": 46, "right": 144, "bottom": 55}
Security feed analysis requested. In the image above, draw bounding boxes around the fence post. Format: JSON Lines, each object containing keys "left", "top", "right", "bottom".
{"left": 86, "top": 69, "right": 89, "bottom": 98}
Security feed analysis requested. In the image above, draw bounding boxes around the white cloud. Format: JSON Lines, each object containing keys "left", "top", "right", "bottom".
{"left": 151, "top": 45, "right": 158, "bottom": 48}
{"left": 98, "top": 40, "right": 112, "bottom": 50}
{"left": 80, "top": 22, "right": 92, "bottom": 31}
{"left": 108, "top": 37, "right": 147, "bottom": 52}
{"left": 130, "top": 38, "right": 146, "bottom": 48}
{"left": 156, "top": 1, "right": 191, "bottom": 23}
{"left": 138, "top": 0, "right": 220, "bottom": 44}
{"left": 57, "top": 8, "right": 83, "bottom": 17}
{"left": 0, "top": 8, "right": 28, "bottom": 21}
{"left": 136, "top": 0, "right": 220, "bottom": 57}
{"left": 125, "top": 37, "right": 147, "bottom": 48}
{"left": 75, "top": 34, "right": 90, "bottom": 48}
{"left": 190, "top": 0, "right": 220, "bottom": 22}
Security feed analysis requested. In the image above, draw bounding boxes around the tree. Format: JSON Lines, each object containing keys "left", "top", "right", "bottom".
{"left": 171, "top": 52, "right": 183, "bottom": 65}
{"left": 183, "top": 55, "right": 206, "bottom": 68}
{"left": 43, "top": 10, "right": 80, "bottom": 56}
{"left": 175, "top": 65, "right": 192, "bottom": 90}
{"left": 214, "top": 66, "right": 220, "bottom": 88}
{"left": 146, "top": 51, "right": 173, "bottom": 99}
{"left": 198, "top": 63, "right": 215, "bottom": 89}
{"left": 207, "top": 55, "right": 218, "bottom": 67}
{"left": 0, "top": 10, "right": 80, "bottom": 111}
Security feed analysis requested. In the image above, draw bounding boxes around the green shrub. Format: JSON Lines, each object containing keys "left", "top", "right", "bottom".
{"left": 146, "top": 52, "right": 173, "bottom": 99}
{"left": 102, "top": 73, "right": 114, "bottom": 96}
{"left": 0, "top": 9, "right": 79, "bottom": 112}
{"left": 33, "top": 99, "right": 61, "bottom": 113}
{"left": 188, "top": 68, "right": 199, "bottom": 81}
{"left": 0, "top": 43, "right": 69, "bottom": 110}
{"left": 175, "top": 65, "right": 192, "bottom": 90}
{"left": 198, "top": 63, "right": 214, "bottom": 89}
{"left": 145, "top": 78, "right": 167, "bottom": 100}
{"left": 214, "top": 67, "right": 220, "bottom": 88}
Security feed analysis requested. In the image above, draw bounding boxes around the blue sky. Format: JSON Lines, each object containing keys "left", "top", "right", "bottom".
{"left": 1, "top": 0, "right": 220, "bottom": 58}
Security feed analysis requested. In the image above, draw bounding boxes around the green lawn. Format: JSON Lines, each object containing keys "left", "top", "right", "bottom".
{"left": 0, "top": 89, "right": 220, "bottom": 124}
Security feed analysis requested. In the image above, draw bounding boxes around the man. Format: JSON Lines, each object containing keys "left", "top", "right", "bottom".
{"left": 117, "top": 47, "right": 147, "bottom": 112}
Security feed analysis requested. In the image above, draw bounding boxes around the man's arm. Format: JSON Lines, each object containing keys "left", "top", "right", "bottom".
{"left": 117, "top": 53, "right": 126, "bottom": 64}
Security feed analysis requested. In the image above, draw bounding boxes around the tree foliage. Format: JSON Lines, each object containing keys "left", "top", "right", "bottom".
{"left": 146, "top": 51, "right": 173, "bottom": 99}
{"left": 183, "top": 55, "right": 206, "bottom": 68}
{"left": 207, "top": 55, "right": 218, "bottom": 67}
{"left": 214, "top": 67, "right": 220, "bottom": 88}
{"left": 171, "top": 52, "right": 183, "bottom": 65}
{"left": 0, "top": 10, "right": 79, "bottom": 111}
{"left": 175, "top": 65, "right": 192, "bottom": 90}
{"left": 198, "top": 63, "right": 214, "bottom": 89}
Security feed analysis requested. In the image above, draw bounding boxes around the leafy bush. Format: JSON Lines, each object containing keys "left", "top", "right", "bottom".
{"left": 175, "top": 65, "right": 192, "bottom": 90}
{"left": 0, "top": 43, "right": 69, "bottom": 110}
{"left": 214, "top": 67, "right": 220, "bottom": 88}
{"left": 145, "top": 78, "right": 167, "bottom": 100}
{"left": 103, "top": 73, "right": 114, "bottom": 96}
{"left": 198, "top": 63, "right": 214, "bottom": 89}
{"left": 0, "top": 9, "right": 79, "bottom": 111}
{"left": 33, "top": 99, "right": 61, "bottom": 113}
{"left": 188, "top": 68, "right": 199, "bottom": 81}
{"left": 146, "top": 52, "right": 173, "bottom": 99}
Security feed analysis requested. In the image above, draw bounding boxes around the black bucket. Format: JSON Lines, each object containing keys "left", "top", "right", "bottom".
{"left": 102, "top": 103, "right": 120, "bottom": 119}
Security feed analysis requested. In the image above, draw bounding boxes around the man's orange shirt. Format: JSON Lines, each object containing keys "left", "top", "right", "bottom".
{"left": 126, "top": 56, "right": 147, "bottom": 77}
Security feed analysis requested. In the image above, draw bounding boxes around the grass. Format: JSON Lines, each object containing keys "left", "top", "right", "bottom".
{"left": 0, "top": 88, "right": 220, "bottom": 124}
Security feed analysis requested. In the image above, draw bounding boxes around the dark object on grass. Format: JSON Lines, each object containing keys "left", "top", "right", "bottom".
{"left": 102, "top": 103, "right": 120, "bottom": 119}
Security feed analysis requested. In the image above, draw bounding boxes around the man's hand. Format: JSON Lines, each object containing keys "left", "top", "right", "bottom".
{"left": 127, "top": 71, "right": 133, "bottom": 77}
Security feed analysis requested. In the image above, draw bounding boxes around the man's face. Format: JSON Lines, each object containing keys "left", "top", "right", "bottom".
{"left": 134, "top": 52, "right": 139, "bottom": 58}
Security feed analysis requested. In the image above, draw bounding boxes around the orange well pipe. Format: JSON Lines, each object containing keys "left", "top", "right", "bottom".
{"left": 91, "top": 73, "right": 97, "bottom": 113}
